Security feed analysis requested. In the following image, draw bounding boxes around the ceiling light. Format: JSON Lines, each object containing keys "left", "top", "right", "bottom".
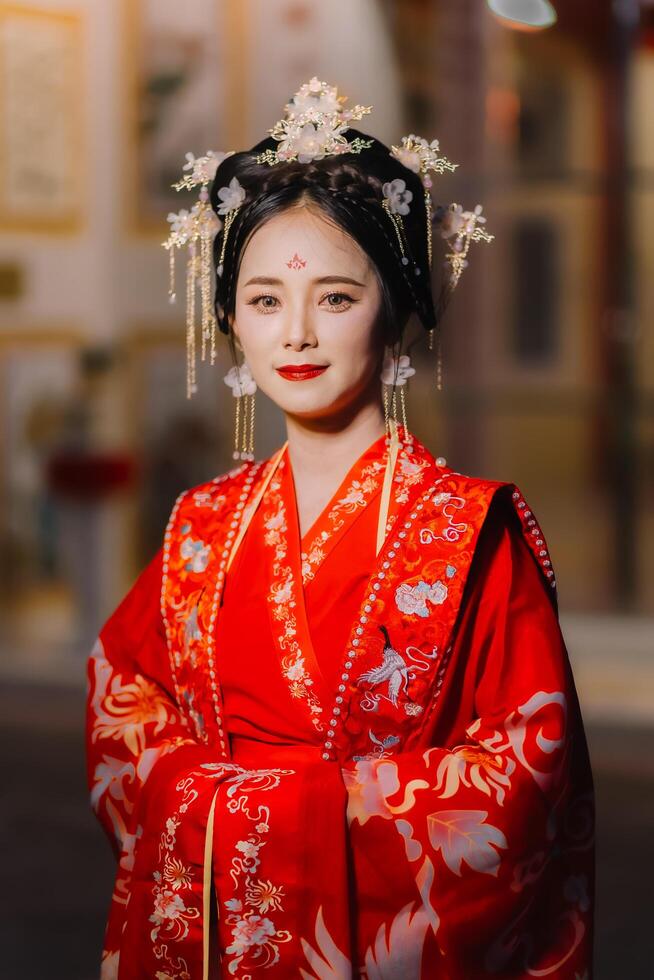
{"left": 487, "top": 0, "right": 557, "bottom": 31}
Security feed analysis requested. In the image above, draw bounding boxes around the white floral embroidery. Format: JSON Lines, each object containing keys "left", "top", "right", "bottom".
{"left": 180, "top": 536, "right": 211, "bottom": 573}
{"left": 226, "top": 914, "right": 277, "bottom": 956}
{"left": 395, "top": 579, "right": 448, "bottom": 617}
{"left": 261, "top": 470, "right": 325, "bottom": 729}
{"left": 218, "top": 768, "right": 294, "bottom": 972}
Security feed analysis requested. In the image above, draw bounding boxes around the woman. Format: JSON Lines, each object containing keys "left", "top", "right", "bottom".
{"left": 87, "top": 79, "right": 595, "bottom": 979}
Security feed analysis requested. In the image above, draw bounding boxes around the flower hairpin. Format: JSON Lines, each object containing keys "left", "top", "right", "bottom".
{"left": 389, "top": 134, "right": 459, "bottom": 271}
{"left": 382, "top": 178, "right": 413, "bottom": 216}
{"left": 390, "top": 135, "right": 458, "bottom": 188}
{"left": 224, "top": 363, "right": 257, "bottom": 461}
{"left": 163, "top": 149, "right": 246, "bottom": 398}
{"left": 381, "top": 351, "right": 415, "bottom": 386}
{"left": 255, "top": 76, "right": 374, "bottom": 166}
{"left": 223, "top": 362, "right": 257, "bottom": 398}
{"left": 439, "top": 203, "right": 494, "bottom": 289}
{"left": 174, "top": 150, "right": 238, "bottom": 190}
{"left": 381, "top": 177, "right": 415, "bottom": 269}
{"left": 381, "top": 350, "right": 416, "bottom": 449}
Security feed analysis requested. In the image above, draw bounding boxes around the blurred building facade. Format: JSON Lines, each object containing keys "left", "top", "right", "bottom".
{"left": 0, "top": 0, "right": 652, "bottom": 685}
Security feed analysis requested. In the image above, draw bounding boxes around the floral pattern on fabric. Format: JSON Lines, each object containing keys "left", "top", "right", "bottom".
{"left": 200, "top": 763, "right": 295, "bottom": 972}
{"left": 88, "top": 434, "right": 593, "bottom": 978}
{"left": 261, "top": 466, "right": 327, "bottom": 732}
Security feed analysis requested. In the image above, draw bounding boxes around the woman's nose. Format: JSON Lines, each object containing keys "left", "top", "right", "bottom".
{"left": 283, "top": 309, "right": 317, "bottom": 349}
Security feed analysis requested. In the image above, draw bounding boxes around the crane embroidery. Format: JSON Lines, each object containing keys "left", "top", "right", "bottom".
{"left": 357, "top": 626, "right": 438, "bottom": 714}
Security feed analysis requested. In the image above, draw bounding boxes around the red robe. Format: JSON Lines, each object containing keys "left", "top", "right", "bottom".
{"left": 86, "top": 432, "right": 595, "bottom": 979}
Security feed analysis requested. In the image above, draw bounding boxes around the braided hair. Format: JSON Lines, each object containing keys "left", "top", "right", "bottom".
{"left": 209, "top": 130, "right": 438, "bottom": 344}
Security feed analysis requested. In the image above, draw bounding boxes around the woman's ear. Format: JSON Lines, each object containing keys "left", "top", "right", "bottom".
{"left": 229, "top": 316, "right": 244, "bottom": 352}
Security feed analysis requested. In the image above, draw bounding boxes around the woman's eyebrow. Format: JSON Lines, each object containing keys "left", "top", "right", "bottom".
{"left": 243, "top": 274, "right": 366, "bottom": 287}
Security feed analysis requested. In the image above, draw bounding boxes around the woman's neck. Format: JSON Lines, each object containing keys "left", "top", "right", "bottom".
{"left": 284, "top": 401, "right": 386, "bottom": 538}
{"left": 286, "top": 401, "right": 385, "bottom": 477}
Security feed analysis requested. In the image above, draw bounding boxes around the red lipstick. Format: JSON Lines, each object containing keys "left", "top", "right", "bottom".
{"left": 276, "top": 364, "right": 328, "bottom": 381}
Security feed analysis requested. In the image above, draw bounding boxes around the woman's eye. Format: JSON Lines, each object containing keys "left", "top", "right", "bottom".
{"left": 322, "top": 291, "right": 355, "bottom": 311}
{"left": 247, "top": 291, "right": 356, "bottom": 313}
{"left": 249, "top": 294, "right": 279, "bottom": 312}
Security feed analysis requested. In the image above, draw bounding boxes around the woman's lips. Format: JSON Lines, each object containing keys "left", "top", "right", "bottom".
{"left": 275, "top": 364, "right": 328, "bottom": 381}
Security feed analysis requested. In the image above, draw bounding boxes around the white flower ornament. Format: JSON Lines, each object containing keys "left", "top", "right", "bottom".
{"left": 381, "top": 351, "right": 415, "bottom": 386}
{"left": 440, "top": 203, "right": 494, "bottom": 288}
{"left": 382, "top": 178, "right": 413, "bottom": 216}
{"left": 216, "top": 176, "right": 246, "bottom": 216}
{"left": 223, "top": 363, "right": 257, "bottom": 398}
{"left": 175, "top": 150, "right": 234, "bottom": 190}
{"left": 390, "top": 134, "right": 458, "bottom": 189}
{"left": 256, "top": 76, "right": 374, "bottom": 166}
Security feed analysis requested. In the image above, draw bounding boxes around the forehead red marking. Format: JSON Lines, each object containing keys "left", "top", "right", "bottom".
{"left": 286, "top": 252, "right": 307, "bottom": 270}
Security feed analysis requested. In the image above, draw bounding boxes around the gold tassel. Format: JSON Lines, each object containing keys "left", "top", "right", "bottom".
{"left": 186, "top": 244, "right": 198, "bottom": 399}
{"left": 425, "top": 188, "right": 433, "bottom": 270}
{"left": 168, "top": 246, "right": 176, "bottom": 303}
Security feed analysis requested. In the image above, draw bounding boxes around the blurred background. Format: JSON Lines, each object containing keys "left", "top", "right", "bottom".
{"left": 0, "top": 0, "right": 652, "bottom": 976}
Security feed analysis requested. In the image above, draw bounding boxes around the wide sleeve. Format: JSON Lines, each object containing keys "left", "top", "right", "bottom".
{"left": 341, "top": 492, "right": 595, "bottom": 977}
{"left": 85, "top": 546, "right": 198, "bottom": 860}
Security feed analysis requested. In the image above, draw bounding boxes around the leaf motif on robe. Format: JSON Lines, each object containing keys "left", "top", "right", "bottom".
{"left": 363, "top": 901, "right": 431, "bottom": 979}
{"left": 426, "top": 809, "right": 507, "bottom": 877}
{"left": 299, "top": 904, "right": 352, "bottom": 979}
{"left": 100, "top": 949, "right": 119, "bottom": 980}
{"left": 300, "top": 901, "right": 431, "bottom": 980}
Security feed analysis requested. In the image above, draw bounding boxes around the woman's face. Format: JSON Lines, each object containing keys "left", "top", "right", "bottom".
{"left": 230, "top": 204, "right": 385, "bottom": 424}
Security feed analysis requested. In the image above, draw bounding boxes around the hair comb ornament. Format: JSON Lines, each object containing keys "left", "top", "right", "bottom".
{"left": 255, "top": 76, "right": 374, "bottom": 166}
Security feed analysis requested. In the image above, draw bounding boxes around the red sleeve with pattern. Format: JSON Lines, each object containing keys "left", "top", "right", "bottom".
{"left": 85, "top": 547, "right": 198, "bottom": 859}
{"left": 342, "top": 492, "right": 596, "bottom": 977}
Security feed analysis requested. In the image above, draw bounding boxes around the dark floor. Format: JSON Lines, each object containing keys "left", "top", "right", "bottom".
{"left": 1, "top": 680, "right": 652, "bottom": 979}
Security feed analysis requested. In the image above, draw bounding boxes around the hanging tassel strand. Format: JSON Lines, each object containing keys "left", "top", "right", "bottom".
{"left": 186, "top": 244, "right": 198, "bottom": 399}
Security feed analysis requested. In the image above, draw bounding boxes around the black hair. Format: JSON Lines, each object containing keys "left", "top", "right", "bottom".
{"left": 209, "top": 130, "right": 438, "bottom": 344}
